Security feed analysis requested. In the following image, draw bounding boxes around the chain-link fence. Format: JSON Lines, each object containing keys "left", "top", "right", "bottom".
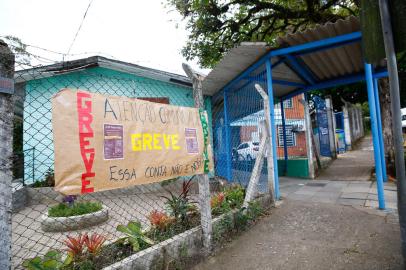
{"left": 211, "top": 64, "right": 270, "bottom": 192}
{"left": 10, "top": 56, "right": 210, "bottom": 269}
{"left": 212, "top": 63, "right": 313, "bottom": 187}
{"left": 1, "top": 44, "right": 272, "bottom": 270}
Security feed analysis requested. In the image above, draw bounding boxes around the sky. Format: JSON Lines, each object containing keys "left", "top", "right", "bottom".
{"left": 0, "top": 0, "right": 209, "bottom": 76}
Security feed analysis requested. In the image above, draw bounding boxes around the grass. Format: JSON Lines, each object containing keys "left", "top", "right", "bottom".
{"left": 48, "top": 201, "right": 103, "bottom": 217}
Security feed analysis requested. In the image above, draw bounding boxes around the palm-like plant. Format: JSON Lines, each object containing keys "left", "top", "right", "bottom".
{"left": 65, "top": 234, "right": 87, "bottom": 259}
{"left": 84, "top": 233, "right": 106, "bottom": 255}
{"left": 161, "top": 178, "right": 195, "bottom": 224}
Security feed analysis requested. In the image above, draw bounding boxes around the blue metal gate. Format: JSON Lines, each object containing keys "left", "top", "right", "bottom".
{"left": 313, "top": 96, "right": 331, "bottom": 157}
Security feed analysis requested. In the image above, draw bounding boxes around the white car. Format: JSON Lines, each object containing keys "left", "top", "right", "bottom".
{"left": 402, "top": 108, "right": 406, "bottom": 132}
{"left": 234, "top": 142, "right": 260, "bottom": 161}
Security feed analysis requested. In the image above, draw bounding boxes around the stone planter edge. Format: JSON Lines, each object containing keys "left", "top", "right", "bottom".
{"left": 41, "top": 204, "right": 109, "bottom": 232}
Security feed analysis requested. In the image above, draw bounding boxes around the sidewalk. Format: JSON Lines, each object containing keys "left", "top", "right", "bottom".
{"left": 280, "top": 177, "right": 398, "bottom": 210}
{"left": 193, "top": 179, "right": 401, "bottom": 270}
{"left": 317, "top": 136, "right": 374, "bottom": 181}
{"left": 193, "top": 199, "right": 401, "bottom": 270}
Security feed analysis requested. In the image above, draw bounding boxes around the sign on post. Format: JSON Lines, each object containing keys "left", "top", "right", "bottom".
{"left": 52, "top": 89, "right": 212, "bottom": 195}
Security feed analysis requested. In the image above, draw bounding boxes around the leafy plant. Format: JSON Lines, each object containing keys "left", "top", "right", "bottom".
{"left": 116, "top": 221, "right": 154, "bottom": 251}
{"left": 148, "top": 210, "right": 173, "bottom": 230}
{"left": 48, "top": 201, "right": 102, "bottom": 217}
{"left": 211, "top": 192, "right": 225, "bottom": 208}
{"left": 32, "top": 168, "right": 55, "bottom": 187}
{"left": 161, "top": 178, "right": 196, "bottom": 224}
{"left": 74, "top": 259, "right": 94, "bottom": 270}
{"left": 23, "top": 250, "right": 72, "bottom": 270}
{"left": 65, "top": 234, "right": 87, "bottom": 259}
{"left": 246, "top": 201, "right": 264, "bottom": 221}
{"left": 84, "top": 234, "right": 106, "bottom": 255}
{"left": 211, "top": 192, "right": 230, "bottom": 215}
{"left": 224, "top": 185, "right": 245, "bottom": 209}
{"left": 234, "top": 208, "right": 250, "bottom": 231}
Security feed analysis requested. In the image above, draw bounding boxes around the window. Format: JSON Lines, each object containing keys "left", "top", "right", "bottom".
{"left": 283, "top": 98, "right": 293, "bottom": 108}
{"left": 277, "top": 125, "right": 296, "bottom": 147}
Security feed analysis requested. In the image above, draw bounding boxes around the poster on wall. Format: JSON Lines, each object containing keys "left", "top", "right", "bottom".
{"left": 52, "top": 89, "right": 213, "bottom": 195}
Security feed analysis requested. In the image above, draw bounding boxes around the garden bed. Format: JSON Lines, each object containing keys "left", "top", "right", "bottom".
{"left": 23, "top": 180, "right": 271, "bottom": 270}
{"left": 41, "top": 204, "right": 109, "bottom": 232}
{"left": 103, "top": 194, "right": 271, "bottom": 270}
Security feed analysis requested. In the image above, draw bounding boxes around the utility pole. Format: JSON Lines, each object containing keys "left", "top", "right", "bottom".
{"left": 378, "top": 0, "right": 406, "bottom": 264}
{"left": 0, "top": 39, "right": 15, "bottom": 269}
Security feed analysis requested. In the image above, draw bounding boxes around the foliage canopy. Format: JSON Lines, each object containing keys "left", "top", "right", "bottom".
{"left": 166, "top": 0, "right": 359, "bottom": 68}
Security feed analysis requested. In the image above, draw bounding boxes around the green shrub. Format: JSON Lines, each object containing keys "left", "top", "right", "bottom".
{"left": 116, "top": 221, "right": 154, "bottom": 251}
{"left": 224, "top": 185, "right": 245, "bottom": 209}
{"left": 246, "top": 201, "right": 264, "bottom": 220}
{"left": 161, "top": 178, "right": 195, "bottom": 225}
{"left": 32, "top": 168, "right": 55, "bottom": 187}
{"left": 234, "top": 208, "right": 250, "bottom": 231}
{"left": 48, "top": 201, "right": 102, "bottom": 217}
{"left": 23, "top": 250, "right": 71, "bottom": 270}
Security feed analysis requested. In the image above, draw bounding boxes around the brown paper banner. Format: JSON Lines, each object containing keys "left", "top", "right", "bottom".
{"left": 52, "top": 89, "right": 213, "bottom": 195}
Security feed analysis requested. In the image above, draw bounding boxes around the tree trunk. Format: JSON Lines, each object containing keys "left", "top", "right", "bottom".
{"left": 378, "top": 78, "right": 396, "bottom": 175}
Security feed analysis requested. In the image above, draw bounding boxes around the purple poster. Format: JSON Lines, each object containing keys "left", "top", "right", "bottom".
{"left": 185, "top": 128, "right": 199, "bottom": 154}
{"left": 104, "top": 124, "right": 124, "bottom": 160}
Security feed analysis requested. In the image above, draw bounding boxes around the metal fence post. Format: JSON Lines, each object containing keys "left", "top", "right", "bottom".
{"left": 373, "top": 78, "right": 387, "bottom": 182}
{"left": 182, "top": 64, "right": 212, "bottom": 253}
{"left": 378, "top": 0, "right": 406, "bottom": 263}
{"left": 0, "top": 39, "right": 15, "bottom": 270}
{"left": 365, "top": 62, "right": 385, "bottom": 209}
{"left": 223, "top": 89, "right": 232, "bottom": 181}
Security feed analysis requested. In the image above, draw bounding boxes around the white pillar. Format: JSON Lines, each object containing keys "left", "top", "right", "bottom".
{"left": 182, "top": 64, "right": 212, "bottom": 253}
{"left": 325, "top": 96, "right": 337, "bottom": 158}
{"left": 302, "top": 98, "right": 315, "bottom": 179}
{"left": 343, "top": 104, "right": 352, "bottom": 150}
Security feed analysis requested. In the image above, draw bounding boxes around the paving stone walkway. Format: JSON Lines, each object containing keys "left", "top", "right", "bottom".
{"left": 280, "top": 177, "right": 398, "bottom": 211}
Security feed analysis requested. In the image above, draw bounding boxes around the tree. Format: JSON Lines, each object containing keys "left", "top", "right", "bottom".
{"left": 2, "top": 36, "right": 31, "bottom": 67}
{"left": 166, "top": 0, "right": 359, "bottom": 68}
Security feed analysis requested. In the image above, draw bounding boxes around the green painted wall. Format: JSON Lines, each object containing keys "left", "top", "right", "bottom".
{"left": 277, "top": 159, "right": 309, "bottom": 178}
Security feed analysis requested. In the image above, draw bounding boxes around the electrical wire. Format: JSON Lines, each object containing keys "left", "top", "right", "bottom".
{"left": 66, "top": 0, "right": 95, "bottom": 55}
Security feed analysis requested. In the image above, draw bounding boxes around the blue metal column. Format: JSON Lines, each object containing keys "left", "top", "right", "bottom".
{"left": 223, "top": 89, "right": 232, "bottom": 181}
{"left": 365, "top": 63, "right": 385, "bottom": 209}
{"left": 373, "top": 78, "right": 387, "bottom": 182}
{"left": 280, "top": 101, "right": 288, "bottom": 175}
{"left": 266, "top": 59, "right": 280, "bottom": 199}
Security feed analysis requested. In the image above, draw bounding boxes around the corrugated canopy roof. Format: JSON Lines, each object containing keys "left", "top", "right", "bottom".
{"left": 203, "top": 16, "right": 383, "bottom": 98}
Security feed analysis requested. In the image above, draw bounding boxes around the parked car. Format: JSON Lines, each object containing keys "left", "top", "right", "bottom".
{"left": 402, "top": 108, "right": 406, "bottom": 133}
{"left": 233, "top": 142, "right": 260, "bottom": 161}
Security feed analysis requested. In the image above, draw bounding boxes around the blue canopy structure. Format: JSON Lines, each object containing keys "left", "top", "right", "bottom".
{"left": 203, "top": 16, "right": 388, "bottom": 209}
